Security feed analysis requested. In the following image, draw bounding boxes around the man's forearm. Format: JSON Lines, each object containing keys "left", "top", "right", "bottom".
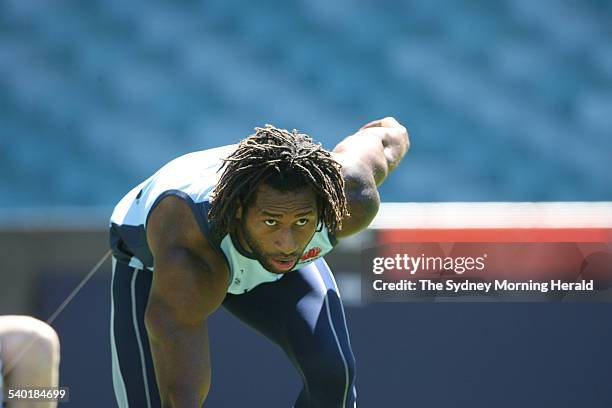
{"left": 358, "top": 117, "right": 409, "bottom": 178}
{"left": 334, "top": 117, "right": 409, "bottom": 187}
{"left": 146, "top": 307, "right": 211, "bottom": 408}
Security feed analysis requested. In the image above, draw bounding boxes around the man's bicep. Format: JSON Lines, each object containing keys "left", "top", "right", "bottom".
{"left": 334, "top": 169, "right": 381, "bottom": 239}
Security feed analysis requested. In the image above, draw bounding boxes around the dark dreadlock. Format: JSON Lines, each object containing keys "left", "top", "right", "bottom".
{"left": 208, "top": 124, "right": 348, "bottom": 239}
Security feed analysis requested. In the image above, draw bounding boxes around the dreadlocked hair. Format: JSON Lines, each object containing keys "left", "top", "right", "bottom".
{"left": 208, "top": 124, "right": 348, "bottom": 239}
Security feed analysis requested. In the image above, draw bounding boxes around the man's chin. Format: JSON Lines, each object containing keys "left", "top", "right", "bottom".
{"left": 260, "top": 259, "right": 297, "bottom": 274}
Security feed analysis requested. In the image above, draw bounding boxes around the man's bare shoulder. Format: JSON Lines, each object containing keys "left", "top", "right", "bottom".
{"left": 146, "top": 195, "right": 226, "bottom": 271}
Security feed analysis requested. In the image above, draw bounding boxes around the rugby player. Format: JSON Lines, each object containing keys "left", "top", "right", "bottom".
{"left": 109, "top": 117, "right": 409, "bottom": 407}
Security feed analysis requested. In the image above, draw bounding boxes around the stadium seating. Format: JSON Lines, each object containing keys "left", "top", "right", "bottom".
{"left": 1, "top": 0, "right": 610, "bottom": 206}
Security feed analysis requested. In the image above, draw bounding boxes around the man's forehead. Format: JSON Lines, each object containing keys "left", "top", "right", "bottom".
{"left": 251, "top": 184, "right": 317, "bottom": 213}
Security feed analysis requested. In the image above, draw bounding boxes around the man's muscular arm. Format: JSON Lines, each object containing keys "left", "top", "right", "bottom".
{"left": 145, "top": 196, "right": 229, "bottom": 408}
{"left": 332, "top": 117, "right": 409, "bottom": 238}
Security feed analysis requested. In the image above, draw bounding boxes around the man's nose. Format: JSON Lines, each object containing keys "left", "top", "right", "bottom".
{"left": 275, "top": 229, "right": 299, "bottom": 255}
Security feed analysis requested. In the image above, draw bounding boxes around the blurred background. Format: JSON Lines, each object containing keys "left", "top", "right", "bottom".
{"left": 1, "top": 0, "right": 611, "bottom": 406}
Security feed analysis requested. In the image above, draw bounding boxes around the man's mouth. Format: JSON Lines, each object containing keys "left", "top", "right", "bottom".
{"left": 269, "top": 258, "right": 296, "bottom": 272}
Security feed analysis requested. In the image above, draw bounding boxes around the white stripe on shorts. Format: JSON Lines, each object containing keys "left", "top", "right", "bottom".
{"left": 111, "top": 257, "right": 129, "bottom": 408}
{"left": 131, "top": 268, "right": 152, "bottom": 408}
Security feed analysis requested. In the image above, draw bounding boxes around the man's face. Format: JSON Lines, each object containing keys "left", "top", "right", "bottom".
{"left": 236, "top": 183, "right": 319, "bottom": 274}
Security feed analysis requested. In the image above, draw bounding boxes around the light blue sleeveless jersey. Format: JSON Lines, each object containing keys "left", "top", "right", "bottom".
{"left": 109, "top": 145, "right": 336, "bottom": 295}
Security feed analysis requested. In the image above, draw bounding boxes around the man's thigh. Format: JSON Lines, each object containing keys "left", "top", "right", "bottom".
{"left": 222, "top": 258, "right": 356, "bottom": 405}
{"left": 222, "top": 258, "right": 351, "bottom": 346}
{"left": 110, "top": 258, "right": 159, "bottom": 408}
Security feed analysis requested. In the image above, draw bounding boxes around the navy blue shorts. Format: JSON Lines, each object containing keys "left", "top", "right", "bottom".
{"left": 110, "top": 257, "right": 357, "bottom": 407}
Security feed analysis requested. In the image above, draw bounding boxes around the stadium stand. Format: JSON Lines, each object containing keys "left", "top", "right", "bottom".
{"left": 0, "top": 0, "right": 610, "bottom": 208}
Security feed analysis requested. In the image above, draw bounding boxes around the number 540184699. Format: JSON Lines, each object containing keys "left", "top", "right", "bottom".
{"left": 6, "top": 387, "right": 69, "bottom": 402}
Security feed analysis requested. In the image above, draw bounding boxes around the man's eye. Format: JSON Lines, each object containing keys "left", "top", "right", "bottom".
{"left": 296, "top": 219, "right": 308, "bottom": 226}
{"left": 264, "top": 220, "right": 277, "bottom": 226}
